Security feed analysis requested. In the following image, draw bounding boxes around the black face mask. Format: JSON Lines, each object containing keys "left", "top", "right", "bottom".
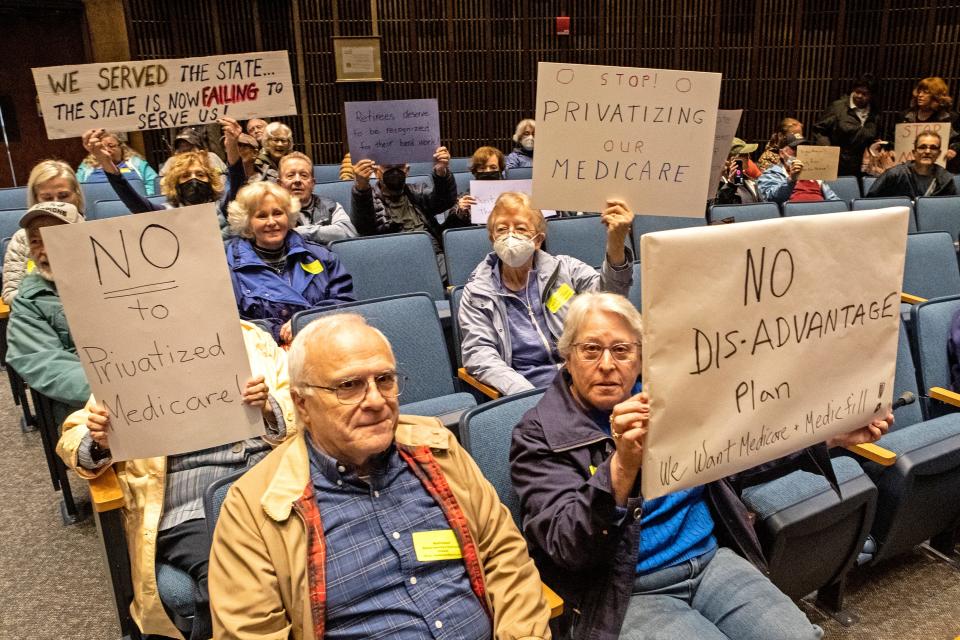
{"left": 382, "top": 168, "right": 407, "bottom": 192}
{"left": 473, "top": 170, "right": 501, "bottom": 181}
{"left": 176, "top": 178, "right": 214, "bottom": 205}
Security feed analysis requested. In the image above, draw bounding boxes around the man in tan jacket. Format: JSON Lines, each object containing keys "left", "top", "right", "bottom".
{"left": 209, "top": 313, "right": 551, "bottom": 639}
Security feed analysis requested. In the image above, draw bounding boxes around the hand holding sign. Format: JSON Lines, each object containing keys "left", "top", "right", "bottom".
{"left": 827, "top": 412, "right": 893, "bottom": 448}
{"left": 610, "top": 391, "right": 650, "bottom": 505}
{"left": 433, "top": 146, "right": 451, "bottom": 176}
{"left": 354, "top": 158, "right": 376, "bottom": 190}
{"left": 601, "top": 198, "right": 635, "bottom": 266}
{"left": 82, "top": 128, "right": 119, "bottom": 174}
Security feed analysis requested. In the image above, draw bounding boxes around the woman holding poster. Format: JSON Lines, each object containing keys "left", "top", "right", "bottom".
{"left": 76, "top": 130, "right": 159, "bottom": 195}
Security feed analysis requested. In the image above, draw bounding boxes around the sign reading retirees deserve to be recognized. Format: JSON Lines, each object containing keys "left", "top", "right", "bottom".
{"left": 41, "top": 205, "right": 262, "bottom": 461}
{"left": 532, "top": 62, "right": 721, "bottom": 216}
{"left": 32, "top": 51, "right": 296, "bottom": 139}
{"left": 639, "top": 208, "right": 908, "bottom": 499}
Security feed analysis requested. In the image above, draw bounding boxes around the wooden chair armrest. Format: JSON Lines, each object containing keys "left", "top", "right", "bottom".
{"left": 901, "top": 292, "right": 927, "bottom": 305}
{"left": 845, "top": 443, "right": 897, "bottom": 466}
{"left": 930, "top": 386, "right": 960, "bottom": 408}
{"left": 0, "top": 300, "right": 9, "bottom": 320}
{"left": 542, "top": 581, "right": 563, "bottom": 619}
{"left": 89, "top": 466, "right": 125, "bottom": 512}
{"left": 457, "top": 368, "right": 501, "bottom": 400}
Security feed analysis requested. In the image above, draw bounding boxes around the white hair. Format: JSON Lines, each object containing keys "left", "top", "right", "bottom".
{"left": 512, "top": 118, "right": 535, "bottom": 143}
{"left": 288, "top": 313, "right": 391, "bottom": 391}
{"left": 264, "top": 121, "right": 292, "bottom": 141}
{"left": 557, "top": 292, "right": 643, "bottom": 360}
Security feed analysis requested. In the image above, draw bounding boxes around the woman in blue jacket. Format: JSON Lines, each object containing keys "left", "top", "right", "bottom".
{"left": 225, "top": 181, "right": 354, "bottom": 345}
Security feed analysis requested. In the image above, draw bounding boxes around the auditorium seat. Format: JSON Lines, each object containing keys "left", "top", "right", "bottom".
{"left": 313, "top": 180, "right": 355, "bottom": 217}
{"left": 444, "top": 226, "right": 491, "bottom": 287}
{"left": 915, "top": 195, "right": 960, "bottom": 242}
{"left": 506, "top": 167, "right": 533, "bottom": 180}
{"left": 0, "top": 208, "right": 25, "bottom": 243}
{"left": 0, "top": 186, "right": 28, "bottom": 210}
{"left": 707, "top": 202, "right": 780, "bottom": 224}
{"left": 88, "top": 199, "right": 133, "bottom": 220}
{"left": 312, "top": 164, "right": 342, "bottom": 183}
{"left": 81, "top": 177, "right": 146, "bottom": 204}
{"left": 852, "top": 197, "right": 916, "bottom": 232}
{"left": 291, "top": 292, "right": 476, "bottom": 419}
{"left": 861, "top": 176, "right": 877, "bottom": 195}
{"left": 407, "top": 161, "right": 436, "bottom": 176}
{"left": 902, "top": 232, "right": 960, "bottom": 303}
{"left": 825, "top": 176, "right": 861, "bottom": 204}
{"left": 631, "top": 215, "right": 705, "bottom": 261}
{"left": 627, "top": 261, "right": 641, "bottom": 310}
{"left": 453, "top": 171, "right": 472, "bottom": 194}
{"left": 546, "top": 214, "right": 628, "bottom": 268}
{"left": 782, "top": 200, "right": 850, "bottom": 216}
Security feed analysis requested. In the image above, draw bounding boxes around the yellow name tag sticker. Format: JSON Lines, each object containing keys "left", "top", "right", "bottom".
{"left": 546, "top": 284, "right": 575, "bottom": 313}
{"left": 26, "top": 259, "right": 35, "bottom": 273}
{"left": 300, "top": 260, "right": 324, "bottom": 274}
{"left": 589, "top": 465, "right": 597, "bottom": 476}
{"left": 412, "top": 529, "right": 463, "bottom": 562}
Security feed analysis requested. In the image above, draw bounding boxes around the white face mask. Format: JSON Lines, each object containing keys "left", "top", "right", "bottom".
{"left": 520, "top": 135, "right": 535, "bottom": 151}
{"left": 494, "top": 233, "right": 537, "bottom": 268}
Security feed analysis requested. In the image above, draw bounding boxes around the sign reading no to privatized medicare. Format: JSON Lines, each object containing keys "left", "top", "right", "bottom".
{"left": 531, "top": 62, "right": 721, "bottom": 216}
{"left": 33, "top": 51, "right": 297, "bottom": 139}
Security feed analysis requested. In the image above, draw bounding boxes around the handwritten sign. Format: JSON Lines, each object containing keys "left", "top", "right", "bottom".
{"left": 639, "top": 208, "right": 908, "bottom": 499}
{"left": 894, "top": 122, "right": 951, "bottom": 167}
{"left": 796, "top": 145, "right": 840, "bottom": 181}
{"left": 32, "top": 51, "right": 296, "bottom": 140}
{"left": 345, "top": 98, "right": 440, "bottom": 164}
{"left": 468, "top": 179, "right": 557, "bottom": 224}
{"left": 531, "top": 62, "right": 721, "bottom": 217}
{"left": 41, "top": 205, "right": 262, "bottom": 460}
{"left": 708, "top": 109, "right": 744, "bottom": 194}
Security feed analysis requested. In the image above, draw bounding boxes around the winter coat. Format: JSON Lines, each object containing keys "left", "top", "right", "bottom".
{"left": 811, "top": 96, "right": 883, "bottom": 176}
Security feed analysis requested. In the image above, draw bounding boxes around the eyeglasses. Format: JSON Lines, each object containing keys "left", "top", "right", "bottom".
{"left": 302, "top": 371, "right": 404, "bottom": 405}
{"left": 916, "top": 145, "right": 941, "bottom": 152}
{"left": 572, "top": 342, "right": 641, "bottom": 362}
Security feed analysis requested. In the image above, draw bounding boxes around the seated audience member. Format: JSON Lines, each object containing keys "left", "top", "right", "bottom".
{"left": 253, "top": 121, "right": 293, "bottom": 182}
{"left": 897, "top": 77, "right": 960, "bottom": 172}
{"left": 757, "top": 117, "right": 803, "bottom": 171}
{"left": 246, "top": 117, "right": 268, "bottom": 143}
{"left": 6, "top": 202, "right": 88, "bottom": 424}
{"left": 350, "top": 146, "right": 461, "bottom": 274}
{"left": 225, "top": 181, "right": 354, "bottom": 345}
{"left": 715, "top": 138, "right": 761, "bottom": 204}
{"left": 276, "top": 151, "right": 357, "bottom": 243}
{"left": 459, "top": 193, "right": 634, "bottom": 396}
{"left": 757, "top": 134, "right": 841, "bottom": 204}
{"left": 867, "top": 132, "right": 958, "bottom": 198}
{"left": 236, "top": 132, "right": 260, "bottom": 179}
{"left": 57, "top": 321, "right": 296, "bottom": 640}
{"left": 160, "top": 127, "right": 228, "bottom": 177}
{"left": 505, "top": 118, "right": 536, "bottom": 171}
{"left": 76, "top": 131, "right": 159, "bottom": 195}
{"left": 510, "top": 292, "right": 893, "bottom": 640}
{"left": 446, "top": 145, "right": 505, "bottom": 222}
{"left": 2, "top": 160, "right": 85, "bottom": 305}
{"left": 812, "top": 74, "right": 883, "bottom": 177}
{"left": 208, "top": 313, "right": 551, "bottom": 639}
{"left": 861, "top": 140, "right": 897, "bottom": 177}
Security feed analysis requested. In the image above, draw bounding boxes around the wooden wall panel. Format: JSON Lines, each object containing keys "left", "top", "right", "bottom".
{"left": 121, "top": 0, "right": 960, "bottom": 164}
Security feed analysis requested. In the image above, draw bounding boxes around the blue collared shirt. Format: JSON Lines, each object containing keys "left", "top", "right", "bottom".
{"left": 307, "top": 439, "right": 491, "bottom": 640}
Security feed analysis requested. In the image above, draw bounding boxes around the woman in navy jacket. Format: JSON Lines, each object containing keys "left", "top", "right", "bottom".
{"left": 225, "top": 181, "right": 354, "bottom": 345}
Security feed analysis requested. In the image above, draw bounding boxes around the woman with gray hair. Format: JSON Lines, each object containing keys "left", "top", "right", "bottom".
{"left": 253, "top": 121, "right": 294, "bottom": 182}
{"left": 505, "top": 118, "right": 536, "bottom": 171}
{"left": 225, "top": 181, "right": 354, "bottom": 345}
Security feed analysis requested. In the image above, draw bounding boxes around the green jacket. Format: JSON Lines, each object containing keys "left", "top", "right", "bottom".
{"left": 6, "top": 272, "right": 90, "bottom": 411}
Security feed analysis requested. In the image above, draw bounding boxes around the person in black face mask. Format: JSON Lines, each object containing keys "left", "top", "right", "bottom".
{"left": 448, "top": 146, "right": 505, "bottom": 222}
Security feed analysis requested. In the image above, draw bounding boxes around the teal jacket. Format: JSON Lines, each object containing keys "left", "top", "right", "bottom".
{"left": 6, "top": 272, "right": 90, "bottom": 409}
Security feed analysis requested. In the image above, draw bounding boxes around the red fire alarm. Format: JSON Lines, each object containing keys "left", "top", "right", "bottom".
{"left": 556, "top": 16, "right": 570, "bottom": 36}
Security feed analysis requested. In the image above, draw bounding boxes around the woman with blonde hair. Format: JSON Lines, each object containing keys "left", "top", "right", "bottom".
{"left": 76, "top": 131, "right": 159, "bottom": 196}
{"left": 225, "top": 181, "right": 354, "bottom": 345}
{"left": 1, "top": 160, "right": 85, "bottom": 304}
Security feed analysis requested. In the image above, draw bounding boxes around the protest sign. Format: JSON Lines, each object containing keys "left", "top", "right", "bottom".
{"left": 531, "top": 62, "right": 721, "bottom": 216}
{"left": 33, "top": 51, "right": 296, "bottom": 140}
{"left": 41, "top": 204, "right": 262, "bottom": 461}
{"left": 469, "top": 179, "right": 557, "bottom": 224}
{"left": 345, "top": 98, "right": 441, "bottom": 164}
{"left": 639, "top": 208, "right": 908, "bottom": 499}
{"left": 796, "top": 145, "right": 841, "bottom": 181}
{"left": 894, "top": 122, "right": 951, "bottom": 167}
{"left": 708, "top": 109, "right": 743, "bottom": 194}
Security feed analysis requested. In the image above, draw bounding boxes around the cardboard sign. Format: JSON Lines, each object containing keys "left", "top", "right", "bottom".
{"left": 708, "top": 109, "right": 744, "bottom": 194}
{"left": 639, "top": 208, "right": 908, "bottom": 499}
{"left": 345, "top": 98, "right": 441, "bottom": 164}
{"left": 468, "top": 179, "right": 557, "bottom": 224}
{"left": 894, "top": 122, "right": 951, "bottom": 167}
{"left": 41, "top": 205, "right": 262, "bottom": 460}
{"left": 531, "top": 62, "right": 721, "bottom": 217}
{"left": 33, "top": 51, "right": 296, "bottom": 140}
{"left": 796, "top": 145, "right": 841, "bottom": 181}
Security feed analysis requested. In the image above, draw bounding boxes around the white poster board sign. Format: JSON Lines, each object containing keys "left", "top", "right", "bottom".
{"left": 639, "top": 208, "right": 908, "bottom": 499}
{"left": 894, "top": 122, "right": 951, "bottom": 167}
{"left": 469, "top": 179, "right": 557, "bottom": 224}
{"left": 33, "top": 51, "right": 296, "bottom": 139}
{"left": 41, "top": 205, "right": 262, "bottom": 460}
{"left": 531, "top": 62, "right": 721, "bottom": 217}
{"left": 796, "top": 145, "right": 841, "bottom": 181}
{"left": 708, "top": 109, "right": 743, "bottom": 193}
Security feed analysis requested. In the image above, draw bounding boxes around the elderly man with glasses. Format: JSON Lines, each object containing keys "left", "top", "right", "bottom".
{"left": 866, "top": 131, "right": 958, "bottom": 198}
{"left": 209, "top": 313, "right": 551, "bottom": 640}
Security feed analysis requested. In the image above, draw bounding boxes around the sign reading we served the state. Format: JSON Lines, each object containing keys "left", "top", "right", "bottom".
{"left": 41, "top": 205, "right": 262, "bottom": 461}
{"left": 33, "top": 51, "right": 296, "bottom": 139}
{"left": 532, "top": 62, "right": 721, "bottom": 216}
{"left": 639, "top": 208, "right": 908, "bottom": 499}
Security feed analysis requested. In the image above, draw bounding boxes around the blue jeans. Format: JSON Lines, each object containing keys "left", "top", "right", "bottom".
{"left": 620, "top": 547, "right": 823, "bottom": 640}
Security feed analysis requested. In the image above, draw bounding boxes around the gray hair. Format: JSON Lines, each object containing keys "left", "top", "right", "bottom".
{"left": 288, "top": 313, "right": 391, "bottom": 392}
{"left": 512, "top": 118, "right": 535, "bottom": 143}
{"left": 557, "top": 292, "right": 643, "bottom": 360}
{"left": 264, "top": 121, "right": 292, "bottom": 141}
{"left": 226, "top": 181, "right": 300, "bottom": 239}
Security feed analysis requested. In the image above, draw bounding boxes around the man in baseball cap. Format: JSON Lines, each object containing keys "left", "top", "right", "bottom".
{"left": 757, "top": 133, "right": 843, "bottom": 204}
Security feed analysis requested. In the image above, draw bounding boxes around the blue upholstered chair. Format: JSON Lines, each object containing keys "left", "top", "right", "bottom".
{"left": 631, "top": 215, "right": 705, "bottom": 261}
{"left": 626, "top": 262, "right": 641, "bottom": 310}
{"left": 313, "top": 180, "right": 356, "bottom": 217}
{"left": 852, "top": 197, "right": 916, "bottom": 232}
{"left": 443, "top": 226, "right": 491, "bottom": 287}
{"left": 312, "top": 164, "right": 343, "bottom": 184}
{"left": 505, "top": 167, "right": 533, "bottom": 180}
{"left": 782, "top": 200, "right": 849, "bottom": 217}
{"left": 825, "top": 176, "right": 861, "bottom": 204}
{"left": 861, "top": 176, "right": 877, "bottom": 195}
{"left": 0, "top": 208, "right": 25, "bottom": 243}
{"left": 902, "top": 232, "right": 960, "bottom": 303}
{"left": 545, "top": 214, "right": 629, "bottom": 268}
{"left": 707, "top": 202, "right": 780, "bottom": 224}
{"left": 449, "top": 157, "right": 470, "bottom": 173}
{"left": 0, "top": 186, "right": 28, "bottom": 210}
{"left": 453, "top": 171, "right": 473, "bottom": 195}
{"left": 88, "top": 199, "right": 134, "bottom": 220}
{"left": 80, "top": 177, "right": 146, "bottom": 204}
{"left": 915, "top": 195, "right": 960, "bottom": 242}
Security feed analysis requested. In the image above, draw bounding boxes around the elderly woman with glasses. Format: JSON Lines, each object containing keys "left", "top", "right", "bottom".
{"left": 458, "top": 192, "right": 634, "bottom": 396}
{"left": 866, "top": 131, "right": 958, "bottom": 198}
{"left": 510, "top": 291, "right": 892, "bottom": 640}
